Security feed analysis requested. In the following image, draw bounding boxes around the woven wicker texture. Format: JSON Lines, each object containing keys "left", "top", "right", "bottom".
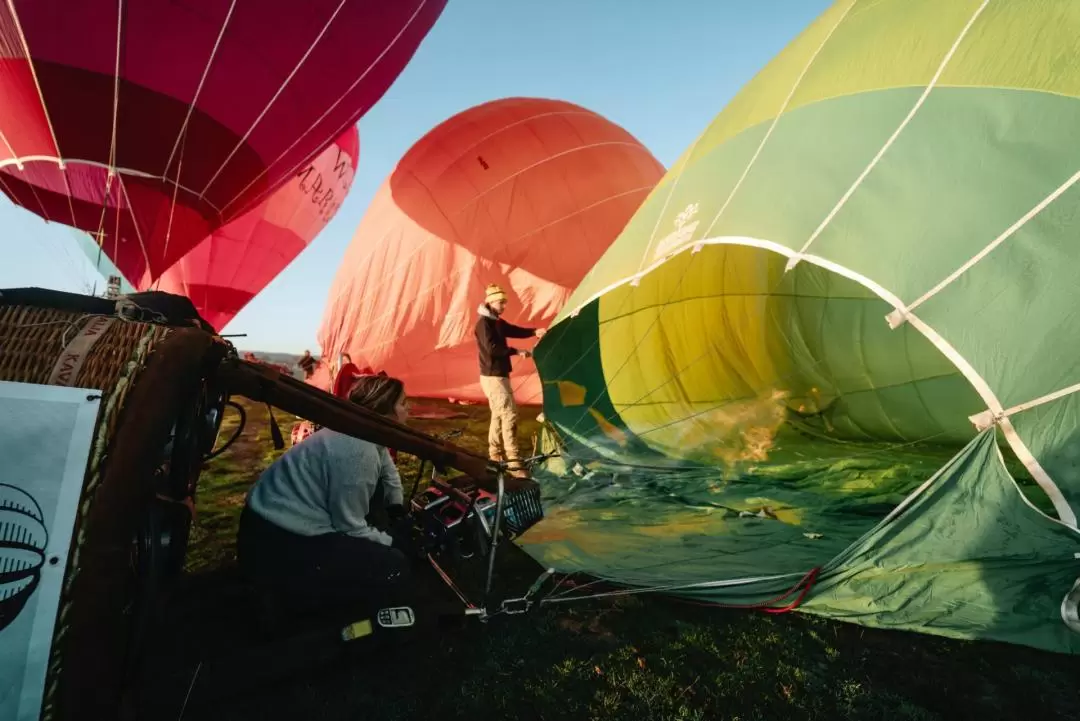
{"left": 0, "top": 305, "right": 171, "bottom": 392}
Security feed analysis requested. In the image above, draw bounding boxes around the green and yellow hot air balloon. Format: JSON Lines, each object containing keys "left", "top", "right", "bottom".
{"left": 526, "top": 0, "right": 1080, "bottom": 654}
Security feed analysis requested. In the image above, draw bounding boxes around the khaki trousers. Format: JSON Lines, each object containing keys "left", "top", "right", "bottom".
{"left": 480, "top": 375, "right": 520, "bottom": 464}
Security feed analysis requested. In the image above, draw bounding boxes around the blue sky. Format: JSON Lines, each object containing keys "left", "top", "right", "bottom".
{"left": 0, "top": 0, "right": 829, "bottom": 353}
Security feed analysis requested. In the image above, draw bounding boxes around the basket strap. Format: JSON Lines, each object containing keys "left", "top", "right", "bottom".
{"left": 48, "top": 316, "right": 118, "bottom": 386}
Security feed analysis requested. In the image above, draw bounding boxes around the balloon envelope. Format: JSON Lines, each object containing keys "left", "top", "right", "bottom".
{"left": 152, "top": 125, "right": 359, "bottom": 331}
{"left": 526, "top": 0, "right": 1080, "bottom": 654}
{"left": 0, "top": 0, "right": 444, "bottom": 284}
{"left": 318, "top": 97, "right": 665, "bottom": 403}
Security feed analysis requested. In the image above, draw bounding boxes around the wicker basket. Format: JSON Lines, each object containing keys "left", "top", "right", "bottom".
{"left": 1, "top": 296, "right": 222, "bottom": 721}
{"left": 0, "top": 304, "right": 171, "bottom": 391}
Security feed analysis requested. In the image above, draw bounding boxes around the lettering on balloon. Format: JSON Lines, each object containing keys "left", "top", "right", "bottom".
{"left": 296, "top": 146, "right": 355, "bottom": 222}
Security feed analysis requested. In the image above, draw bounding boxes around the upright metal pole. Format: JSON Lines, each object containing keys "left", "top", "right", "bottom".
{"left": 484, "top": 468, "right": 506, "bottom": 599}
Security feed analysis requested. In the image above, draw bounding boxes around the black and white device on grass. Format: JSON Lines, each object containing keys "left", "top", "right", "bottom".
{"left": 377, "top": 607, "right": 416, "bottom": 629}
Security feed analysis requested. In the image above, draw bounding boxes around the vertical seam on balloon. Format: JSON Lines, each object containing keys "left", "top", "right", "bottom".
{"left": 4, "top": 0, "right": 79, "bottom": 227}
{"left": 216, "top": 0, "right": 432, "bottom": 220}
{"left": 555, "top": 233, "right": 1078, "bottom": 528}
{"left": 116, "top": 174, "right": 153, "bottom": 280}
{"left": 339, "top": 186, "right": 656, "bottom": 354}
{"left": 198, "top": 0, "right": 350, "bottom": 200}
{"left": 60, "top": 170, "right": 78, "bottom": 230}
{"left": 887, "top": 165, "right": 1080, "bottom": 328}
{"left": 160, "top": 0, "right": 237, "bottom": 274}
{"left": 5, "top": 0, "right": 64, "bottom": 167}
{"left": 0, "top": 168, "right": 49, "bottom": 222}
{"left": 112, "top": 171, "right": 123, "bottom": 274}
{"left": 157, "top": 131, "right": 188, "bottom": 287}
{"left": 91, "top": 0, "right": 125, "bottom": 279}
{"left": 162, "top": 0, "right": 237, "bottom": 182}
{"left": 91, "top": 177, "right": 115, "bottom": 262}
{"left": 0, "top": 129, "right": 19, "bottom": 168}
{"left": 788, "top": 0, "right": 991, "bottom": 269}
{"left": 698, "top": 0, "right": 856, "bottom": 242}
{"left": 107, "top": 0, "right": 123, "bottom": 181}
{"left": 0, "top": 170, "right": 16, "bottom": 203}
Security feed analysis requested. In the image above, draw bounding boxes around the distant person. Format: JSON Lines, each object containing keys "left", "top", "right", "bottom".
{"left": 297, "top": 349, "right": 317, "bottom": 379}
{"left": 474, "top": 284, "right": 544, "bottom": 475}
{"left": 239, "top": 374, "right": 413, "bottom": 616}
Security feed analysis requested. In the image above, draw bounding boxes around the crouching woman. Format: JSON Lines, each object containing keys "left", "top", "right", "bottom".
{"left": 238, "top": 373, "right": 412, "bottom": 615}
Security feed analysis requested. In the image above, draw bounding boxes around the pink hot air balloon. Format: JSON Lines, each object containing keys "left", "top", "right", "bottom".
{"left": 0, "top": 0, "right": 446, "bottom": 285}
{"left": 318, "top": 97, "right": 666, "bottom": 404}
{"left": 150, "top": 125, "right": 360, "bottom": 331}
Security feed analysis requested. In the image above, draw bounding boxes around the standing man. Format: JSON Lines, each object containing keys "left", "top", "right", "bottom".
{"left": 475, "top": 284, "right": 545, "bottom": 475}
{"left": 297, "top": 349, "right": 317, "bottom": 379}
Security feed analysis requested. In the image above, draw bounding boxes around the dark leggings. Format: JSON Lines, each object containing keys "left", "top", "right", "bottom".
{"left": 238, "top": 506, "right": 411, "bottom": 616}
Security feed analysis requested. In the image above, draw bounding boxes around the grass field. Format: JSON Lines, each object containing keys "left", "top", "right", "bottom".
{"left": 148, "top": 398, "right": 1080, "bottom": 721}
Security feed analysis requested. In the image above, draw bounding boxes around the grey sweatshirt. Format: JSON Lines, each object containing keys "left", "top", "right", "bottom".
{"left": 246, "top": 428, "right": 403, "bottom": 546}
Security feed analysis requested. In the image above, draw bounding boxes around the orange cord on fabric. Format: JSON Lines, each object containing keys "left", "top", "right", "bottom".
{"left": 672, "top": 566, "right": 821, "bottom": 614}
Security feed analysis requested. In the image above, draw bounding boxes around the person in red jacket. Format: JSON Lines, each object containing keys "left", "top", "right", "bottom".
{"left": 474, "top": 284, "right": 545, "bottom": 475}
{"left": 332, "top": 353, "right": 370, "bottom": 399}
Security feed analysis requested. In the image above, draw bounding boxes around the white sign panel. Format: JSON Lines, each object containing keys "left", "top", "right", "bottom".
{"left": 0, "top": 382, "right": 101, "bottom": 721}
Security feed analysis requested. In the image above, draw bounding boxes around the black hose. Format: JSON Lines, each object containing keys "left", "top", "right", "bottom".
{"left": 407, "top": 429, "right": 463, "bottom": 503}
{"left": 407, "top": 460, "right": 428, "bottom": 505}
{"left": 204, "top": 400, "right": 246, "bottom": 461}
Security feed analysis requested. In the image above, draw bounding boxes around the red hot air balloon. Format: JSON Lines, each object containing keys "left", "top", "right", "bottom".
{"left": 318, "top": 97, "right": 666, "bottom": 404}
{"left": 150, "top": 125, "right": 360, "bottom": 331}
{"left": 0, "top": 0, "right": 445, "bottom": 285}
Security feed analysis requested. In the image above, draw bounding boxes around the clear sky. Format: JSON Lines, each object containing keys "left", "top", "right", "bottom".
{"left": 0, "top": 0, "right": 829, "bottom": 353}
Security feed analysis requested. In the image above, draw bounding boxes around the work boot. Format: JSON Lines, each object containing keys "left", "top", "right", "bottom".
{"left": 506, "top": 459, "right": 530, "bottom": 479}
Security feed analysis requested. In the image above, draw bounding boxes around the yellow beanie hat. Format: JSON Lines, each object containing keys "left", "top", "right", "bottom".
{"left": 485, "top": 284, "right": 508, "bottom": 303}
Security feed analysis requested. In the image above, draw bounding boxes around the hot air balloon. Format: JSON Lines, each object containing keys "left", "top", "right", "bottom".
{"left": 318, "top": 97, "right": 665, "bottom": 403}
{"left": 150, "top": 125, "right": 359, "bottom": 331}
{"left": 0, "top": 484, "right": 47, "bottom": 633}
{"left": 0, "top": 0, "right": 445, "bottom": 286}
{"left": 525, "top": 0, "right": 1080, "bottom": 654}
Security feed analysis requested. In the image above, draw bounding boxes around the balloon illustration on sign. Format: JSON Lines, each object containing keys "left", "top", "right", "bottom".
{"left": 0, "top": 484, "right": 48, "bottom": 633}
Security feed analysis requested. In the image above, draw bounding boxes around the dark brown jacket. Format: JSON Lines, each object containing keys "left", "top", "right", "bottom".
{"left": 474, "top": 304, "right": 535, "bottom": 377}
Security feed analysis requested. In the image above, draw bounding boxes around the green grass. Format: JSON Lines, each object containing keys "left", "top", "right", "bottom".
{"left": 157, "top": 399, "right": 1080, "bottom": 721}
